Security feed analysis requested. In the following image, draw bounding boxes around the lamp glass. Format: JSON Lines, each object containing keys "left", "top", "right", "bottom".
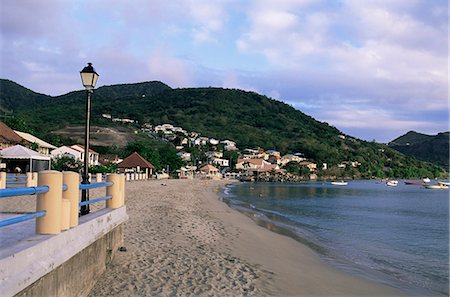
{"left": 80, "top": 63, "right": 99, "bottom": 90}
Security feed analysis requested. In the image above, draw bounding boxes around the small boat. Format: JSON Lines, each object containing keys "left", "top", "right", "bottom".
{"left": 331, "top": 181, "right": 348, "bottom": 186}
{"left": 422, "top": 178, "right": 431, "bottom": 183}
{"left": 404, "top": 181, "right": 425, "bottom": 186}
{"left": 424, "top": 182, "right": 448, "bottom": 189}
{"left": 386, "top": 180, "right": 398, "bottom": 187}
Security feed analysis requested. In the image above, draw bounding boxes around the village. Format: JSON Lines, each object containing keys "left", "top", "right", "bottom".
{"left": 1, "top": 121, "right": 362, "bottom": 182}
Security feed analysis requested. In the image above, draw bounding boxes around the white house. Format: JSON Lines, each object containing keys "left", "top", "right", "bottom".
{"left": 177, "top": 151, "right": 191, "bottom": 161}
{"left": 209, "top": 138, "right": 219, "bottom": 145}
{"left": 70, "top": 145, "right": 99, "bottom": 166}
{"left": 51, "top": 146, "right": 82, "bottom": 160}
{"left": 14, "top": 130, "right": 56, "bottom": 156}
{"left": 212, "top": 158, "right": 229, "bottom": 167}
{"left": 221, "top": 140, "right": 237, "bottom": 151}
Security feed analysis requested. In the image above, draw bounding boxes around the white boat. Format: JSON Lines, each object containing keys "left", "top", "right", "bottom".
{"left": 422, "top": 178, "right": 431, "bottom": 183}
{"left": 424, "top": 182, "right": 449, "bottom": 190}
{"left": 386, "top": 180, "right": 398, "bottom": 187}
{"left": 331, "top": 181, "right": 348, "bottom": 186}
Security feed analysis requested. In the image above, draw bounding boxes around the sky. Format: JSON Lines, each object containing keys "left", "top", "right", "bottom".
{"left": 0, "top": 0, "right": 448, "bottom": 143}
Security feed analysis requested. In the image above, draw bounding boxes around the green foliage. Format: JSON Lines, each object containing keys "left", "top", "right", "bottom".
{"left": 283, "top": 162, "right": 311, "bottom": 177}
{"left": 89, "top": 163, "right": 118, "bottom": 174}
{"left": 51, "top": 155, "right": 83, "bottom": 172}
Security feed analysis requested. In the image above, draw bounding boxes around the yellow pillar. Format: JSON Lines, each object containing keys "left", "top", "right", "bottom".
{"left": 36, "top": 170, "right": 63, "bottom": 234}
{"left": 61, "top": 199, "right": 70, "bottom": 230}
{"left": 96, "top": 173, "right": 102, "bottom": 183}
{"left": 33, "top": 172, "right": 38, "bottom": 186}
{"left": 63, "top": 171, "right": 80, "bottom": 228}
{"left": 120, "top": 174, "right": 125, "bottom": 206}
{"left": 0, "top": 172, "right": 6, "bottom": 189}
{"left": 106, "top": 174, "right": 121, "bottom": 208}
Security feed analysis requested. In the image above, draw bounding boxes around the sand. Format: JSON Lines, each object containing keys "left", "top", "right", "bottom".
{"left": 86, "top": 179, "right": 403, "bottom": 297}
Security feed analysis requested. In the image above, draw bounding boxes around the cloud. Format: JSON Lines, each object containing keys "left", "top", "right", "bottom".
{"left": 146, "top": 49, "right": 193, "bottom": 87}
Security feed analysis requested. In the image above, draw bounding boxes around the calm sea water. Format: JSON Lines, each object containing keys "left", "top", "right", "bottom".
{"left": 222, "top": 180, "right": 449, "bottom": 296}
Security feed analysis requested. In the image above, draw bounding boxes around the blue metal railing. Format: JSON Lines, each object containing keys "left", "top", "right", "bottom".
{"left": 0, "top": 211, "right": 47, "bottom": 228}
{"left": 0, "top": 176, "right": 115, "bottom": 230}
{"left": 0, "top": 186, "right": 49, "bottom": 198}
{"left": 79, "top": 181, "right": 113, "bottom": 190}
{"left": 79, "top": 196, "right": 112, "bottom": 206}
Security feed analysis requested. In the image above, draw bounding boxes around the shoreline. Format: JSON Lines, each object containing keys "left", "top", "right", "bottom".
{"left": 88, "top": 179, "right": 404, "bottom": 296}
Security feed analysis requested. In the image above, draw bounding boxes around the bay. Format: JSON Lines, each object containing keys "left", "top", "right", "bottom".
{"left": 222, "top": 180, "right": 449, "bottom": 296}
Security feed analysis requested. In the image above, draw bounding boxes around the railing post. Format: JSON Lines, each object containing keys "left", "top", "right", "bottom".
{"left": 36, "top": 170, "right": 63, "bottom": 234}
{"left": 33, "top": 172, "right": 38, "bottom": 186}
{"left": 106, "top": 174, "right": 121, "bottom": 208}
{"left": 26, "top": 172, "right": 37, "bottom": 187}
{"left": 63, "top": 171, "right": 80, "bottom": 228}
{"left": 120, "top": 174, "right": 125, "bottom": 206}
{"left": 96, "top": 173, "right": 102, "bottom": 182}
{"left": 61, "top": 199, "right": 70, "bottom": 230}
{"left": 126, "top": 173, "right": 130, "bottom": 181}
{"left": 0, "top": 172, "right": 5, "bottom": 189}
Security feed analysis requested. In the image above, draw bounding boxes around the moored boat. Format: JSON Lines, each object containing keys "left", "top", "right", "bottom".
{"left": 404, "top": 181, "right": 425, "bottom": 186}
{"left": 422, "top": 178, "right": 431, "bottom": 183}
{"left": 386, "top": 180, "right": 398, "bottom": 187}
{"left": 331, "top": 181, "right": 348, "bottom": 186}
{"left": 423, "top": 182, "right": 448, "bottom": 189}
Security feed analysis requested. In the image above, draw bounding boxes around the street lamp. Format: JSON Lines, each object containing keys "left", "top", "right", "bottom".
{"left": 80, "top": 63, "right": 99, "bottom": 215}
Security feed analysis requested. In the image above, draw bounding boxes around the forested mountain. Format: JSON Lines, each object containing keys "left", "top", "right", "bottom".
{"left": 389, "top": 131, "right": 449, "bottom": 169}
{"left": 0, "top": 79, "right": 446, "bottom": 178}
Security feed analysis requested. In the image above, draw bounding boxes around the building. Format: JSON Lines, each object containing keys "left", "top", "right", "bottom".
{"left": 212, "top": 158, "right": 229, "bottom": 167}
{"left": 198, "top": 164, "right": 221, "bottom": 179}
{"left": 14, "top": 130, "right": 56, "bottom": 156}
{"left": 118, "top": 152, "right": 155, "bottom": 176}
{"left": 70, "top": 145, "right": 100, "bottom": 166}
{"left": 0, "top": 122, "right": 27, "bottom": 149}
{"left": 51, "top": 146, "right": 82, "bottom": 161}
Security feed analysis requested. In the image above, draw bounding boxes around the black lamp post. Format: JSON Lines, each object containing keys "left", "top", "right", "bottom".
{"left": 80, "top": 63, "right": 99, "bottom": 215}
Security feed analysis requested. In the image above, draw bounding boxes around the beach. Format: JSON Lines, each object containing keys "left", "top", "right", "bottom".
{"left": 86, "top": 179, "right": 403, "bottom": 296}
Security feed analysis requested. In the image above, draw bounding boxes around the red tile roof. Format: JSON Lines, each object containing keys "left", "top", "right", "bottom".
{"left": 118, "top": 152, "right": 155, "bottom": 169}
{"left": 0, "top": 122, "right": 26, "bottom": 148}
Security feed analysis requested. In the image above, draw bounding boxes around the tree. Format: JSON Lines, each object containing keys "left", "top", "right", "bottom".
{"left": 51, "top": 155, "right": 83, "bottom": 172}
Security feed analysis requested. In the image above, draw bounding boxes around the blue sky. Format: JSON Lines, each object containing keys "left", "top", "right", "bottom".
{"left": 1, "top": 0, "right": 448, "bottom": 142}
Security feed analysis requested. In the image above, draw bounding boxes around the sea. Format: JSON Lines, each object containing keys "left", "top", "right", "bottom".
{"left": 221, "top": 180, "right": 449, "bottom": 296}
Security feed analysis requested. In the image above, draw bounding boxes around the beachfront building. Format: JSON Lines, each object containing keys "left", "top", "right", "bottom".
{"left": 198, "top": 164, "right": 221, "bottom": 179}
{"left": 70, "top": 145, "right": 100, "bottom": 166}
{"left": 118, "top": 152, "right": 155, "bottom": 176}
{"left": 177, "top": 165, "right": 197, "bottom": 179}
{"left": 235, "top": 158, "right": 271, "bottom": 171}
{"left": 14, "top": 130, "right": 56, "bottom": 156}
{"left": 0, "top": 144, "right": 51, "bottom": 172}
{"left": 0, "top": 122, "right": 29, "bottom": 149}
{"left": 51, "top": 146, "right": 82, "bottom": 161}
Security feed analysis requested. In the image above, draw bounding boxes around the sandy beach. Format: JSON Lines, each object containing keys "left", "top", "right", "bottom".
{"left": 84, "top": 179, "right": 403, "bottom": 297}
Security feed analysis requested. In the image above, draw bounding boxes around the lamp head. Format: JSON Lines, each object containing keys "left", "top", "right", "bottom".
{"left": 80, "top": 63, "right": 99, "bottom": 91}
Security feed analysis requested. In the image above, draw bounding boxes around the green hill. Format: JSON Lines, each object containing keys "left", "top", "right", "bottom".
{"left": 389, "top": 131, "right": 449, "bottom": 169}
{"left": 0, "top": 79, "right": 446, "bottom": 178}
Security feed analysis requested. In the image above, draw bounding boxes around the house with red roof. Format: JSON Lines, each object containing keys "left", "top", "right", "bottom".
{"left": 118, "top": 152, "right": 155, "bottom": 176}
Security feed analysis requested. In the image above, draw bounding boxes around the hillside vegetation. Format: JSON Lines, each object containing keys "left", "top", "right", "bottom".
{"left": 389, "top": 131, "right": 449, "bottom": 169}
{"left": 0, "top": 79, "right": 446, "bottom": 178}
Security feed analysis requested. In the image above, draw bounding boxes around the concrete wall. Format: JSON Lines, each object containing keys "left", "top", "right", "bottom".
{"left": 0, "top": 207, "right": 128, "bottom": 297}
{"left": 16, "top": 225, "right": 123, "bottom": 297}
